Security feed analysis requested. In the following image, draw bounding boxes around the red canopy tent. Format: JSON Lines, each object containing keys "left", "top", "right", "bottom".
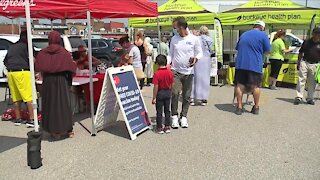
{"left": 0, "top": 0, "right": 158, "bottom": 19}
{"left": 0, "top": 0, "right": 158, "bottom": 134}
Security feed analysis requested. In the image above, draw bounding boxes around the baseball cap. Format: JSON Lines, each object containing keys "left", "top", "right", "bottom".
{"left": 254, "top": 21, "right": 266, "bottom": 28}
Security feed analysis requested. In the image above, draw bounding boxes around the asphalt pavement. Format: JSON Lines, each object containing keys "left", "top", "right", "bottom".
{"left": 0, "top": 85, "right": 320, "bottom": 179}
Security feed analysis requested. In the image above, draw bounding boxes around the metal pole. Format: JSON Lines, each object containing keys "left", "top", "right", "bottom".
{"left": 25, "top": 0, "right": 39, "bottom": 132}
{"left": 11, "top": 19, "right": 14, "bottom": 34}
{"left": 17, "top": 18, "right": 21, "bottom": 34}
{"left": 87, "top": 11, "right": 96, "bottom": 135}
{"left": 51, "top": 19, "right": 53, "bottom": 31}
{"left": 157, "top": 16, "right": 161, "bottom": 54}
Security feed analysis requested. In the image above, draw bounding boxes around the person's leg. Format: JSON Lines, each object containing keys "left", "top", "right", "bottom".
{"left": 252, "top": 86, "right": 261, "bottom": 108}
{"left": 235, "top": 84, "right": 245, "bottom": 109}
{"left": 14, "top": 101, "right": 22, "bottom": 119}
{"left": 164, "top": 95, "right": 171, "bottom": 127}
{"left": 307, "top": 63, "right": 317, "bottom": 103}
{"left": 171, "top": 71, "right": 182, "bottom": 117}
{"left": 140, "top": 62, "right": 146, "bottom": 89}
{"left": 155, "top": 97, "right": 164, "bottom": 130}
{"left": 296, "top": 61, "right": 308, "bottom": 100}
{"left": 26, "top": 101, "right": 34, "bottom": 119}
{"left": 180, "top": 74, "right": 193, "bottom": 118}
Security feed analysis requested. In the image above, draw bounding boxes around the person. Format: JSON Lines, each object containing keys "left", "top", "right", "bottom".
{"left": 191, "top": 26, "right": 214, "bottom": 106}
{"left": 118, "top": 53, "right": 130, "bottom": 67}
{"left": 3, "top": 30, "right": 35, "bottom": 127}
{"left": 168, "top": 17, "right": 202, "bottom": 128}
{"left": 119, "top": 35, "right": 144, "bottom": 85}
{"left": 152, "top": 55, "right": 174, "bottom": 134}
{"left": 294, "top": 27, "right": 320, "bottom": 105}
{"left": 144, "top": 37, "right": 154, "bottom": 86}
{"left": 134, "top": 30, "right": 147, "bottom": 90}
{"left": 75, "top": 45, "right": 101, "bottom": 70}
{"left": 234, "top": 21, "right": 271, "bottom": 115}
{"left": 158, "top": 36, "right": 169, "bottom": 56}
{"left": 35, "top": 31, "right": 77, "bottom": 139}
{"left": 269, "top": 30, "right": 295, "bottom": 90}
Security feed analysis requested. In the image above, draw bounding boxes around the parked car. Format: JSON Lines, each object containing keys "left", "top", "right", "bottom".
{"left": 84, "top": 37, "right": 123, "bottom": 67}
{"left": 0, "top": 35, "right": 20, "bottom": 77}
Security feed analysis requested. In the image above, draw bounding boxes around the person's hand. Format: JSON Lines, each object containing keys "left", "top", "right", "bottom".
{"left": 297, "top": 61, "right": 300, "bottom": 71}
{"left": 152, "top": 98, "right": 156, "bottom": 104}
{"left": 189, "top": 57, "right": 198, "bottom": 67}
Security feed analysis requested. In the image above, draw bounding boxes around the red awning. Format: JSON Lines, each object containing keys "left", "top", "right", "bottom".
{"left": 0, "top": 0, "right": 158, "bottom": 19}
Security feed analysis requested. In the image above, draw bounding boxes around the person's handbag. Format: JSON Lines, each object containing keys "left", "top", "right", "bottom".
{"left": 315, "top": 64, "right": 320, "bottom": 84}
{"left": 134, "top": 68, "right": 146, "bottom": 80}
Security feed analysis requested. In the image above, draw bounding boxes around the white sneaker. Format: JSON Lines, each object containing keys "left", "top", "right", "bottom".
{"left": 180, "top": 117, "right": 189, "bottom": 128}
{"left": 171, "top": 115, "right": 179, "bottom": 129}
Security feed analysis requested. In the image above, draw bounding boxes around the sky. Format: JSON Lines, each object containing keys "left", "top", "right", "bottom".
{"left": 0, "top": 0, "right": 319, "bottom": 26}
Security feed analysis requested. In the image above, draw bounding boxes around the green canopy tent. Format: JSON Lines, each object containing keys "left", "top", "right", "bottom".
{"left": 218, "top": 0, "right": 320, "bottom": 29}
{"left": 128, "top": 0, "right": 216, "bottom": 28}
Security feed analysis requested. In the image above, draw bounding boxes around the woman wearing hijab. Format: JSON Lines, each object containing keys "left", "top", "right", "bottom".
{"left": 144, "top": 37, "right": 154, "bottom": 86}
{"left": 191, "top": 26, "right": 214, "bottom": 106}
{"left": 35, "top": 31, "right": 77, "bottom": 139}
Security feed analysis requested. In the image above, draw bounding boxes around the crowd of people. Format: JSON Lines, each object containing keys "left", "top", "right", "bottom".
{"left": 3, "top": 15, "right": 320, "bottom": 137}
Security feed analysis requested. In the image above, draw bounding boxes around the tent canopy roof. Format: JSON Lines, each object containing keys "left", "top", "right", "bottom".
{"left": 218, "top": 0, "right": 320, "bottom": 27}
{"left": 129, "top": 0, "right": 216, "bottom": 27}
{"left": 0, "top": 0, "right": 158, "bottom": 19}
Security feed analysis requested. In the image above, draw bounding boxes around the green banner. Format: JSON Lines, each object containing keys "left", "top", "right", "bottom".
{"left": 129, "top": 13, "right": 215, "bottom": 27}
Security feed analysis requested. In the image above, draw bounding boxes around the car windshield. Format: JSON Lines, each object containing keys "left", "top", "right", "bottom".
{"left": 112, "top": 40, "right": 122, "bottom": 48}
{"left": 69, "top": 37, "right": 86, "bottom": 48}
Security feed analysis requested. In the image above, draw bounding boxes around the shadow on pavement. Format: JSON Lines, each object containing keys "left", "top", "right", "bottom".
{"left": 214, "top": 103, "right": 235, "bottom": 113}
{"left": 0, "top": 136, "right": 27, "bottom": 153}
{"left": 104, "top": 121, "right": 130, "bottom": 140}
{"left": 276, "top": 98, "right": 295, "bottom": 104}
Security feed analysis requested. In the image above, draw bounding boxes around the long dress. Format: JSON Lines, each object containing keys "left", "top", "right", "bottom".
{"left": 41, "top": 72, "right": 73, "bottom": 134}
{"left": 145, "top": 44, "right": 154, "bottom": 79}
{"left": 191, "top": 35, "right": 214, "bottom": 100}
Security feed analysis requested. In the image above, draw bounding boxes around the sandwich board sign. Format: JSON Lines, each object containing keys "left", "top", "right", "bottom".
{"left": 93, "top": 65, "right": 152, "bottom": 140}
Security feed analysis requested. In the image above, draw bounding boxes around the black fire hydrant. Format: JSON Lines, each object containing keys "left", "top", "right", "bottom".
{"left": 27, "top": 130, "right": 43, "bottom": 169}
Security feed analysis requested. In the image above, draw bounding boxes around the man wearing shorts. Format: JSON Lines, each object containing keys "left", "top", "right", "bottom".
{"left": 4, "top": 31, "right": 34, "bottom": 126}
{"left": 234, "top": 21, "right": 270, "bottom": 115}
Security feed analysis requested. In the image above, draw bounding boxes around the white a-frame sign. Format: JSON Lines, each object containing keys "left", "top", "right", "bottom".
{"left": 93, "top": 66, "right": 152, "bottom": 140}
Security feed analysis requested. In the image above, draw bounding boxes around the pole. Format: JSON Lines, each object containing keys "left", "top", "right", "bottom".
{"left": 157, "top": 16, "right": 161, "bottom": 54}
{"left": 51, "top": 19, "right": 53, "bottom": 31}
{"left": 17, "top": 18, "right": 21, "bottom": 34}
{"left": 25, "top": 0, "right": 39, "bottom": 132}
{"left": 87, "top": 11, "right": 96, "bottom": 136}
{"left": 11, "top": 19, "right": 14, "bottom": 34}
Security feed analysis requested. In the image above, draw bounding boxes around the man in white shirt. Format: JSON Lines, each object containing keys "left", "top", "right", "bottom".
{"left": 168, "top": 17, "right": 203, "bottom": 128}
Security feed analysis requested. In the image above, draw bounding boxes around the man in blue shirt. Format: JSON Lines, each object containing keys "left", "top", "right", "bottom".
{"left": 234, "top": 21, "right": 271, "bottom": 115}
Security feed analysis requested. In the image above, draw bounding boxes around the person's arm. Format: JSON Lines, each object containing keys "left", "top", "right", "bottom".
{"left": 92, "top": 56, "right": 102, "bottom": 66}
{"left": 167, "top": 37, "right": 175, "bottom": 65}
{"left": 280, "top": 40, "right": 294, "bottom": 53}
{"left": 191, "top": 37, "right": 203, "bottom": 66}
{"left": 263, "top": 35, "right": 271, "bottom": 55}
{"left": 152, "top": 84, "right": 158, "bottom": 104}
{"left": 128, "top": 48, "right": 134, "bottom": 65}
{"left": 297, "top": 41, "right": 306, "bottom": 70}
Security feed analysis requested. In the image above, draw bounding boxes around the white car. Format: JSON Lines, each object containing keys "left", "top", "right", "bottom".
{"left": 0, "top": 35, "right": 20, "bottom": 77}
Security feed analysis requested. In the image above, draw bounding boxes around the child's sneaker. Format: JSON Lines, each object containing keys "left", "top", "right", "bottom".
{"left": 156, "top": 128, "right": 164, "bottom": 134}
{"left": 163, "top": 126, "right": 171, "bottom": 133}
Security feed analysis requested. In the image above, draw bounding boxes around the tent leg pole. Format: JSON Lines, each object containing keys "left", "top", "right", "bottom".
{"left": 157, "top": 16, "right": 161, "bottom": 54}
{"left": 87, "top": 11, "right": 96, "bottom": 136}
{"left": 25, "top": 0, "right": 39, "bottom": 132}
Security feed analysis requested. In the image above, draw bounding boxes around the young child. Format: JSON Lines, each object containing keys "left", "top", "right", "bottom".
{"left": 152, "top": 55, "right": 174, "bottom": 134}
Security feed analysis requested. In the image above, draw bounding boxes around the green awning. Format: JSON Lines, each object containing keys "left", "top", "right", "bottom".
{"left": 129, "top": 0, "right": 216, "bottom": 27}
{"left": 218, "top": 0, "right": 320, "bottom": 27}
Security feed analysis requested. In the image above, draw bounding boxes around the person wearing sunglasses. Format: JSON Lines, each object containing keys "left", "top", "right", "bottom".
{"left": 75, "top": 45, "right": 101, "bottom": 70}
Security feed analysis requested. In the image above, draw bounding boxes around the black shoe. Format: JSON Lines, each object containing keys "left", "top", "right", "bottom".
{"left": 294, "top": 97, "right": 302, "bottom": 105}
{"left": 251, "top": 106, "right": 259, "bottom": 115}
{"left": 235, "top": 107, "right": 243, "bottom": 115}
{"left": 26, "top": 120, "right": 35, "bottom": 127}
{"left": 307, "top": 100, "right": 315, "bottom": 105}
{"left": 13, "top": 119, "right": 27, "bottom": 126}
